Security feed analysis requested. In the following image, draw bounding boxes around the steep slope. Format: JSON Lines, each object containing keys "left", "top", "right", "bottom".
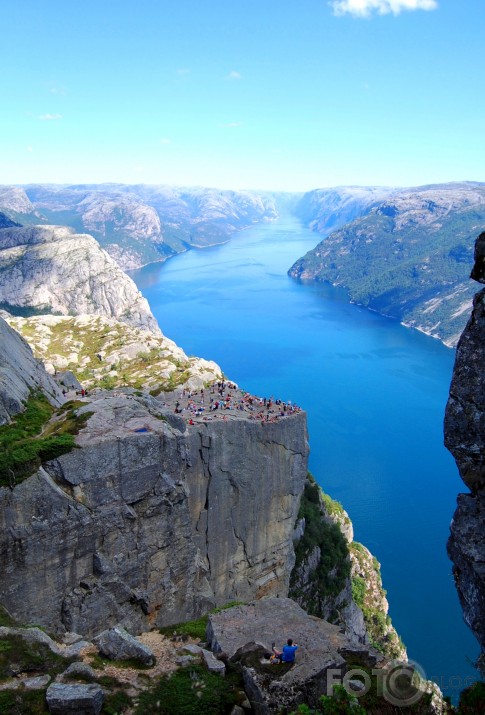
{"left": 0, "top": 224, "right": 160, "bottom": 334}
{"left": 290, "top": 182, "right": 485, "bottom": 346}
{"left": 5, "top": 313, "right": 222, "bottom": 393}
{"left": 3, "top": 184, "right": 279, "bottom": 270}
{"left": 445, "top": 232, "right": 485, "bottom": 673}
{"left": 0, "top": 316, "right": 64, "bottom": 425}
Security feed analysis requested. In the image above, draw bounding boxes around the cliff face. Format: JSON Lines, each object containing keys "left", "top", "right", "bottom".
{"left": 0, "top": 225, "right": 160, "bottom": 334}
{"left": 0, "top": 316, "right": 64, "bottom": 425}
{"left": 0, "top": 392, "right": 308, "bottom": 638}
{"left": 445, "top": 231, "right": 485, "bottom": 670}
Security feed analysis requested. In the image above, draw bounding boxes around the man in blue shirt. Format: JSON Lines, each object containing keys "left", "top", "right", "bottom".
{"left": 272, "top": 638, "right": 298, "bottom": 663}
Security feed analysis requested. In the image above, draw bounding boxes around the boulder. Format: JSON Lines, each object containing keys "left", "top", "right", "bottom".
{"left": 60, "top": 661, "right": 97, "bottom": 681}
{"left": 94, "top": 626, "right": 155, "bottom": 666}
{"left": 46, "top": 683, "right": 104, "bottom": 714}
{"left": 201, "top": 647, "right": 226, "bottom": 675}
{"left": 207, "top": 598, "right": 350, "bottom": 713}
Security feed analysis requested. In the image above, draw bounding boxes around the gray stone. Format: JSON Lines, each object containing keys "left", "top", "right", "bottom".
{"left": 64, "top": 640, "right": 91, "bottom": 657}
{"left": 46, "top": 683, "right": 104, "bottom": 714}
{"left": 0, "top": 225, "right": 160, "bottom": 334}
{"left": 0, "top": 627, "right": 62, "bottom": 656}
{"left": 207, "top": 598, "right": 349, "bottom": 713}
{"left": 445, "top": 234, "right": 485, "bottom": 670}
{"left": 201, "top": 648, "right": 226, "bottom": 675}
{"left": 0, "top": 391, "right": 308, "bottom": 637}
{"left": 230, "top": 707, "right": 246, "bottom": 715}
{"left": 61, "top": 661, "right": 97, "bottom": 681}
{"left": 62, "top": 632, "right": 85, "bottom": 646}
{"left": 176, "top": 655, "right": 197, "bottom": 666}
{"left": 0, "top": 316, "right": 64, "bottom": 426}
{"left": 23, "top": 674, "right": 51, "bottom": 689}
{"left": 182, "top": 643, "right": 202, "bottom": 655}
{"left": 94, "top": 626, "right": 155, "bottom": 665}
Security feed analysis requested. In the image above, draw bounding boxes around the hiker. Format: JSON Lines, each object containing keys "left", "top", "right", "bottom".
{"left": 272, "top": 638, "right": 298, "bottom": 663}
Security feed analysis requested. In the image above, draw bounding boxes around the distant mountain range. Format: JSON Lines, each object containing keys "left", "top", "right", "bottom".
{"left": 1, "top": 181, "right": 484, "bottom": 346}
{"left": 0, "top": 184, "right": 279, "bottom": 270}
{"left": 290, "top": 182, "right": 485, "bottom": 346}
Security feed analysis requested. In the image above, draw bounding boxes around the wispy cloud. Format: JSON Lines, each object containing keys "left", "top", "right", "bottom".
{"left": 330, "top": 0, "right": 438, "bottom": 17}
{"left": 26, "top": 146, "right": 34, "bottom": 152}
{"left": 159, "top": 138, "right": 171, "bottom": 144}
{"left": 39, "top": 113, "right": 62, "bottom": 120}
{"left": 218, "top": 121, "right": 243, "bottom": 128}
{"left": 226, "top": 70, "right": 242, "bottom": 80}
{"left": 176, "top": 68, "right": 190, "bottom": 75}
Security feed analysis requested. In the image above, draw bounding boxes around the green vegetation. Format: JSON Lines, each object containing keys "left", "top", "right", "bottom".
{"left": 134, "top": 663, "right": 241, "bottom": 715}
{"left": 458, "top": 680, "right": 485, "bottom": 714}
{"left": 0, "top": 690, "right": 48, "bottom": 715}
{"left": 294, "top": 200, "right": 485, "bottom": 343}
{"left": 0, "top": 606, "right": 16, "bottom": 628}
{"left": 0, "top": 634, "right": 70, "bottom": 682}
{"left": 349, "top": 542, "right": 404, "bottom": 659}
{"left": 290, "top": 476, "right": 350, "bottom": 614}
{"left": 0, "top": 392, "right": 81, "bottom": 487}
{"left": 291, "top": 685, "right": 367, "bottom": 714}
{"left": 159, "top": 602, "right": 245, "bottom": 642}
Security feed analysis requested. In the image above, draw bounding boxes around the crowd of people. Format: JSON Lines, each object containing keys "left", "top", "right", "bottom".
{"left": 164, "top": 381, "right": 302, "bottom": 426}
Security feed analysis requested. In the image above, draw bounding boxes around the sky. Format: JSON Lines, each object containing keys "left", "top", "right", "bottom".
{"left": 1, "top": 0, "right": 484, "bottom": 191}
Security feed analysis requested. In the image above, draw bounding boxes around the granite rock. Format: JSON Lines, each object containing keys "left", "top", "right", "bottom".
{"left": 94, "top": 626, "right": 155, "bottom": 665}
{"left": 445, "top": 232, "right": 485, "bottom": 671}
{"left": 46, "top": 683, "right": 104, "bottom": 715}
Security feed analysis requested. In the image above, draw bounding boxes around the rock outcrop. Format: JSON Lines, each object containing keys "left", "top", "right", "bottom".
{"left": 0, "top": 390, "right": 308, "bottom": 637}
{"left": 0, "top": 224, "right": 160, "bottom": 334}
{"left": 0, "top": 315, "right": 64, "bottom": 425}
{"left": 4, "top": 313, "right": 222, "bottom": 393}
{"left": 445, "top": 231, "right": 485, "bottom": 672}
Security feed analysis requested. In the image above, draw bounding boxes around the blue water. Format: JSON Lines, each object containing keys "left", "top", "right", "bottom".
{"left": 132, "top": 214, "right": 479, "bottom": 700}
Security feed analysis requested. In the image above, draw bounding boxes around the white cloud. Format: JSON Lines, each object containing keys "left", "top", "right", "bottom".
{"left": 39, "top": 113, "right": 62, "bottom": 120}
{"left": 26, "top": 146, "right": 33, "bottom": 152}
{"left": 226, "top": 70, "right": 242, "bottom": 80}
{"left": 159, "top": 138, "right": 171, "bottom": 144}
{"left": 176, "top": 68, "right": 190, "bottom": 75}
{"left": 330, "top": 0, "right": 438, "bottom": 17}
{"left": 218, "top": 121, "right": 243, "bottom": 128}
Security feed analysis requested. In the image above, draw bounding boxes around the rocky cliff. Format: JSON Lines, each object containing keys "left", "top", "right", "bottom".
{"left": 290, "top": 182, "right": 485, "bottom": 346}
{"left": 0, "top": 316, "right": 64, "bottom": 425}
{"left": 0, "top": 224, "right": 160, "bottom": 334}
{"left": 0, "top": 367, "right": 308, "bottom": 638}
{"left": 445, "top": 231, "right": 485, "bottom": 672}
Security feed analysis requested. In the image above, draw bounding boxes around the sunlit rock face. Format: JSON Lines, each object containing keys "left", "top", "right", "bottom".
{"left": 0, "top": 390, "right": 308, "bottom": 637}
{"left": 0, "top": 224, "right": 160, "bottom": 334}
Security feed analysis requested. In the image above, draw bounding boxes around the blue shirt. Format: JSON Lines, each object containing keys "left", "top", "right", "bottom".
{"left": 281, "top": 644, "right": 298, "bottom": 662}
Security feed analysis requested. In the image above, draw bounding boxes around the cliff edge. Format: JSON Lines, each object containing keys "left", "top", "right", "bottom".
{"left": 445, "top": 231, "right": 485, "bottom": 672}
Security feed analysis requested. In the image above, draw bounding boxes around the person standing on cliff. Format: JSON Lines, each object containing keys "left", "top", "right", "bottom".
{"left": 271, "top": 638, "right": 298, "bottom": 663}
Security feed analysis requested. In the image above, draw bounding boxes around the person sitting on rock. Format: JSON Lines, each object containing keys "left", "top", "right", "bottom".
{"left": 271, "top": 638, "right": 298, "bottom": 663}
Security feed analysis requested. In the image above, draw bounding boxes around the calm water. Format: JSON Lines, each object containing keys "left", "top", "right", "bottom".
{"left": 133, "top": 214, "right": 479, "bottom": 700}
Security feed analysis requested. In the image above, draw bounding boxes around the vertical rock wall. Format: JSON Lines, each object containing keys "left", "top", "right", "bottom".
{"left": 0, "top": 395, "right": 308, "bottom": 637}
{"left": 444, "top": 232, "right": 485, "bottom": 671}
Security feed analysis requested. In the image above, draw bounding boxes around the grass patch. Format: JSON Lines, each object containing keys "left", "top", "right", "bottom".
{"left": 0, "top": 690, "right": 48, "bottom": 715}
{"left": 159, "top": 602, "right": 245, "bottom": 642}
{"left": 0, "top": 392, "right": 93, "bottom": 487}
{"left": 89, "top": 653, "right": 153, "bottom": 671}
{"left": 134, "top": 663, "right": 241, "bottom": 715}
{"left": 0, "top": 634, "right": 70, "bottom": 681}
{"left": 0, "top": 606, "right": 16, "bottom": 627}
{"left": 102, "top": 689, "right": 133, "bottom": 714}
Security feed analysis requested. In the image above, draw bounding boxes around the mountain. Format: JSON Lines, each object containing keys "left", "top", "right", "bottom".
{"left": 0, "top": 224, "right": 160, "bottom": 333}
{"left": 294, "top": 185, "right": 395, "bottom": 233}
{"left": 289, "top": 182, "right": 485, "bottom": 346}
{"left": 0, "top": 184, "right": 278, "bottom": 270}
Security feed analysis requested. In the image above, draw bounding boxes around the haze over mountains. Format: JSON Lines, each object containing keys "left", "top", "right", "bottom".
{"left": 0, "top": 180, "right": 484, "bottom": 346}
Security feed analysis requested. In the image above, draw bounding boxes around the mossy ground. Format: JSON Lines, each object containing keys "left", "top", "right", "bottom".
{"left": 0, "top": 393, "right": 93, "bottom": 487}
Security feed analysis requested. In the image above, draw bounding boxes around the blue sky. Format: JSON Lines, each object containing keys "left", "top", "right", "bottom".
{"left": 1, "top": 0, "right": 484, "bottom": 191}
